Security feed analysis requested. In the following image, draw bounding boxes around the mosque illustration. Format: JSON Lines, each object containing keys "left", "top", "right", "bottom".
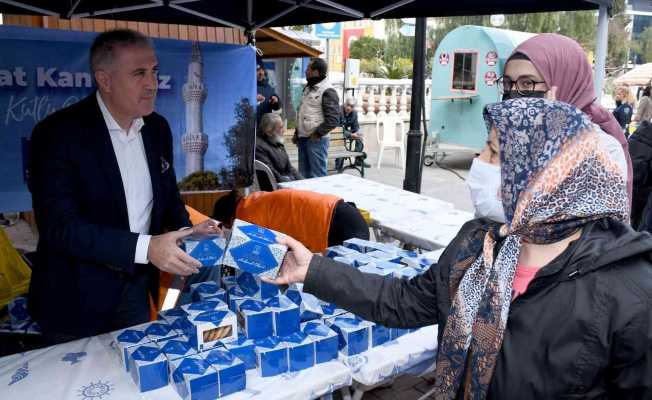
{"left": 181, "top": 42, "right": 208, "bottom": 177}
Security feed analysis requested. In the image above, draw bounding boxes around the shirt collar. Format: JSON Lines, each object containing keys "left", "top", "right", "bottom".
{"left": 96, "top": 91, "right": 145, "bottom": 135}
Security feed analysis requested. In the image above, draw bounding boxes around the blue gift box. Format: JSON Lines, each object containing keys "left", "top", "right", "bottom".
{"left": 182, "top": 234, "right": 227, "bottom": 267}
{"left": 324, "top": 245, "right": 358, "bottom": 259}
{"left": 285, "top": 287, "right": 323, "bottom": 322}
{"left": 254, "top": 336, "right": 288, "bottom": 377}
{"left": 222, "top": 220, "right": 287, "bottom": 279}
{"left": 347, "top": 253, "right": 376, "bottom": 267}
{"left": 370, "top": 324, "right": 391, "bottom": 347}
{"left": 401, "top": 250, "right": 442, "bottom": 269}
{"left": 236, "top": 271, "right": 280, "bottom": 300}
{"left": 159, "top": 307, "right": 190, "bottom": 324}
{"left": 8, "top": 296, "right": 30, "bottom": 324}
{"left": 343, "top": 238, "right": 394, "bottom": 254}
{"left": 181, "top": 299, "right": 229, "bottom": 316}
{"left": 223, "top": 334, "right": 257, "bottom": 370}
{"left": 158, "top": 335, "right": 196, "bottom": 361}
{"left": 357, "top": 264, "right": 394, "bottom": 277}
{"left": 281, "top": 332, "right": 315, "bottom": 372}
{"left": 393, "top": 267, "right": 422, "bottom": 280}
{"left": 237, "top": 299, "right": 274, "bottom": 340}
{"left": 201, "top": 348, "right": 247, "bottom": 397}
{"left": 145, "top": 321, "right": 180, "bottom": 343}
{"left": 222, "top": 275, "right": 237, "bottom": 289}
{"left": 366, "top": 250, "right": 403, "bottom": 263}
{"left": 111, "top": 322, "right": 153, "bottom": 372}
{"left": 320, "top": 302, "right": 347, "bottom": 319}
{"left": 326, "top": 316, "right": 370, "bottom": 356}
{"left": 265, "top": 295, "right": 301, "bottom": 337}
{"left": 127, "top": 344, "right": 169, "bottom": 392}
{"left": 391, "top": 327, "right": 410, "bottom": 340}
{"left": 301, "top": 321, "right": 339, "bottom": 364}
{"left": 170, "top": 355, "right": 219, "bottom": 400}
{"left": 226, "top": 286, "right": 247, "bottom": 312}
{"left": 186, "top": 310, "right": 238, "bottom": 351}
{"left": 332, "top": 256, "right": 358, "bottom": 267}
{"left": 190, "top": 281, "right": 227, "bottom": 303}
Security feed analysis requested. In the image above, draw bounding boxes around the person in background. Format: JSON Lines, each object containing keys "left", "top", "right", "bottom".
{"left": 256, "top": 113, "right": 302, "bottom": 190}
{"left": 500, "top": 33, "right": 632, "bottom": 203}
{"left": 633, "top": 85, "right": 652, "bottom": 125}
{"left": 267, "top": 98, "right": 652, "bottom": 399}
{"left": 212, "top": 189, "right": 368, "bottom": 254}
{"left": 27, "top": 29, "right": 219, "bottom": 344}
{"left": 256, "top": 58, "right": 281, "bottom": 124}
{"left": 629, "top": 120, "right": 652, "bottom": 230}
{"left": 335, "top": 97, "right": 369, "bottom": 172}
{"left": 294, "top": 58, "right": 340, "bottom": 178}
{"left": 613, "top": 86, "right": 635, "bottom": 136}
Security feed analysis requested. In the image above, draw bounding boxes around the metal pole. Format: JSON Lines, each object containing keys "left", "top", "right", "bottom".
{"left": 403, "top": 17, "right": 427, "bottom": 193}
{"left": 594, "top": 4, "right": 609, "bottom": 97}
{"left": 326, "top": 38, "right": 330, "bottom": 68}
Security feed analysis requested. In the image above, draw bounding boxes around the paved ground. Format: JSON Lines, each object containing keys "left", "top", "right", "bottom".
{"left": 3, "top": 146, "right": 476, "bottom": 400}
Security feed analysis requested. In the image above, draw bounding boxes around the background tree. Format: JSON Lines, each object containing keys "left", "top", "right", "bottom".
{"left": 634, "top": 26, "right": 652, "bottom": 63}
{"left": 349, "top": 36, "right": 385, "bottom": 60}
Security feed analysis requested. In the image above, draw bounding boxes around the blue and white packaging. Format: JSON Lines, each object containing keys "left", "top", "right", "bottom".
{"left": 265, "top": 295, "right": 301, "bottom": 337}
{"left": 201, "top": 348, "right": 247, "bottom": 397}
{"left": 181, "top": 299, "right": 229, "bottom": 316}
{"left": 401, "top": 249, "right": 443, "bottom": 270}
{"left": 182, "top": 233, "right": 227, "bottom": 267}
{"left": 159, "top": 307, "right": 190, "bottom": 324}
{"left": 190, "top": 281, "right": 227, "bottom": 303}
{"left": 236, "top": 299, "right": 274, "bottom": 339}
{"left": 357, "top": 264, "right": 394, "bottom": 277}
{"left": 324, "top": 245, "right": 358, "bottom": 259}
{"left": 254, "top": 336, "right": 288, "bottom": 377}
{"left": 221, "top": 275, "right": 237, "bottom": 290}
{"left": 343, "top": 238, "right": 393, "bottom": 253}
{"left": 370, "top": 324, "right": 391, "bottom": 347}
{"left": 320, "top": 302, "right": 348, "bottom": 319}
{"left": 223, "top": 334, "right": 257, "bottom": 370}
{"left": 170, "top": 355, "right": 219, "bottom": 400}
{"left": 187, "top": 310, "right": 238, "bottom": 351}
{"left": 301, "top": 321, "right": 339, "bottom": 364}
{"left": 281, "top": 332, "right": 315, "bottom": 372}
{"left": 285, "top": 285, "right": 324, "bottom": 322}
{"left": 222, "top": 219, "right": 287, "bottom": 279}
{"left": 393, "top": 266, "right": 422, "bottom": 280}
{"left": 332, "top": 256, "right": 358, "bottom": 267}
{"left": 366, "top": 250, "right": 403, "bottom": 263}
{"left": 145, "top": 321, "right": 180, "bottom": 343}
{"left": 326, "top": 316, "right": 370, "bottom": 356}
{"left": 226, "top": 286, "right": 247, "bottom": 312}
{"left": 127, "top": 344, "right": 169, "bottom": 392}
{"left": 111, "top": 322, "right": 153, "bottom": 372}
{"left": 8, "top": 296, "right": 30, "bottom": 324}
{"left": 236, "top": 271, "right": 280, "bottom": 300}
{"left": 391, "top": 327, "right": 410, "bottom": 340}
{"left": 157, "top": 335, "right": 196, "bottom": 361}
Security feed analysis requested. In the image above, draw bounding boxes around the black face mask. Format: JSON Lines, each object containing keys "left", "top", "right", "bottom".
{"left": 501, "top": 90, "right": 547, "bottom": 101}
{"left": 307, "top": 76, "right": 323, "bottom": 87}
{"left": 615, "top": 99, "right": 622, "bottom": 107}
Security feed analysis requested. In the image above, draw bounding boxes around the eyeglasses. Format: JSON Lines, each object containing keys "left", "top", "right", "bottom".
{"left": 497, "top": 76, "right": 546, "bottom": 95}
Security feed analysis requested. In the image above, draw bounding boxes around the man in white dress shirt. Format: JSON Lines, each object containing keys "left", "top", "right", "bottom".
{"left": 28, "top": 29, "right": 218, "bottom": 344}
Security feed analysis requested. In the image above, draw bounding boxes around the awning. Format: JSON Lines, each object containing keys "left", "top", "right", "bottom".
{"left": 0, "top": 1, "right": 613, "bottom": 30}
{"left": 613, "top": 63, "right": 652, "bottom": 87}
{"left": 257, "top": 28, "right": 321, "bottom": 58}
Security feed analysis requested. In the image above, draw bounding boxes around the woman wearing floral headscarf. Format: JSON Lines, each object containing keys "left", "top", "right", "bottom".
{"left": 266, "top": 98, "right": 652, "bottom": 399}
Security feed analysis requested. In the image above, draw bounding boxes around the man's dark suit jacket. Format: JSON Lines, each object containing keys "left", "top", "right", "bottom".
{"left": 28, "top": 93, "right": 191, "bottom": 337}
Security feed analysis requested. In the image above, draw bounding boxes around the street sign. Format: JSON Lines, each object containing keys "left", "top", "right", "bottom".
{"left": 345, "top": 59, "right": 361, "bottom": 89}
{"left": 315, "top": 23, "right": 342, "bottom": 39}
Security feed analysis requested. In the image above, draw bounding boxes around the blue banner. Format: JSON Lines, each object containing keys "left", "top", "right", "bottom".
{"left": 315, "top": 23, "right": 341, "bottom": 39}
{"left": 0, "top": 26, "right": 256, "bottom": 212}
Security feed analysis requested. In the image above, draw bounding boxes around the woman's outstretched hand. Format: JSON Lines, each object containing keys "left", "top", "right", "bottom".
{"left": 262, "top": 235, "right": 314, "bottom": 285}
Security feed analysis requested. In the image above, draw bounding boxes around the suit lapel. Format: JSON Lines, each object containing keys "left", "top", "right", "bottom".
{"left": 87, "top": 95, "right": 130, "bottom": 230}
{"left": 140, "top": 121, "right": 161, "bottom": 233}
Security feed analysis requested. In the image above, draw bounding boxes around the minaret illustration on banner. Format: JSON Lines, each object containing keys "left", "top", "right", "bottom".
{"left": 181, "top": 42, "right": 208, "bottom": 176}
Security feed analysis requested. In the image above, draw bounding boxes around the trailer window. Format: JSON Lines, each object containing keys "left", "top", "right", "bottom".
{"left": 452, "top": 52, "right": 477, "bottom": 91}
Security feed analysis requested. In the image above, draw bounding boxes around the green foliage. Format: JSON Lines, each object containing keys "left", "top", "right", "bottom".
{"left": 178, "top": 171, "right": 220, "bottom": 191}
{"left": 349, "top": 36, "right": 384, "bottom": 60}
{"left": 634, "top": 26, "right": 652, "bottom": 63}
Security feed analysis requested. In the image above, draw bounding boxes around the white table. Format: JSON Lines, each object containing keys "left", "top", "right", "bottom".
{"left": 280, "top": 174, "right": 473, "bottom": 250}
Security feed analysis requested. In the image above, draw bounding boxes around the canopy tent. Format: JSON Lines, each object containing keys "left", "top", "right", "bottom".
{"left": 0, "top": 0, "right": 614, "bottom": 194}
{"left": 0, "top": 1, "right": 612, "bottom": 30}
{"left": 614, "top": 63, "right": 652, "bottom": 87}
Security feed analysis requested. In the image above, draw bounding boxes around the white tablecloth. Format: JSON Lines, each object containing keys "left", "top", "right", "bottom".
{"left": 0, "top": 333, "right": 352, "bottom": 400}
{"left": 280, "top": 174, "right": 473, "bottom": 250}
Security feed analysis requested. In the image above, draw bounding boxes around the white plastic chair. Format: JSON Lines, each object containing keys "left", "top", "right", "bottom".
{"left": 375, "top": 116, "right": 406, "bottom": 170}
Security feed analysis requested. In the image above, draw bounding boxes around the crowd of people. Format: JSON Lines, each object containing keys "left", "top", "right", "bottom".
{"left": 21, "top": 27, "right": 652, "bottom": 398}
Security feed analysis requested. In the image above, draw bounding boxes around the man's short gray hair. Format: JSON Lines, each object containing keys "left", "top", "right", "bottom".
{"left": 90, "top": 29, "right": 152, "bottom": 74}
{"left": 344, "top": 97, "right": 357, "bottom": 107}
{"left": 260, "top": 113, "right": 283, "bottom": 134}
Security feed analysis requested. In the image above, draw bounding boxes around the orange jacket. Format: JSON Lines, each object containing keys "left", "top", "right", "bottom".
{"left": 236, "top": 189, "right": 341, "bottom": 253}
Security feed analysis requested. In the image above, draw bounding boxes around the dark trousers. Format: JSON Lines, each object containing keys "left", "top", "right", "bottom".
{"left": 41, "top": 273, "right": 150, "bottom": 346}
{"left": 335, "top": 139, "right": 366, "bottom": 171}
{"left": 327, "top": 201, "right": 370, "bottom": 246}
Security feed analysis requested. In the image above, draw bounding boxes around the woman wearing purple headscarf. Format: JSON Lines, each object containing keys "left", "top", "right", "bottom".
{"left": 499, "top": 33, "right": 632, "bottom": 202}
{"left": 265, "top": 98, "right": 652, "bottom": 399}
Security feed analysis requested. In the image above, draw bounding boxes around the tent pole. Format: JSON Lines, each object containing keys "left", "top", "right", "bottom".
{"left": 403, "top": 17, "right": 427, "bottom": 194}
{"left": 594, "top": 4, "right": 609, "bottom": 98}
